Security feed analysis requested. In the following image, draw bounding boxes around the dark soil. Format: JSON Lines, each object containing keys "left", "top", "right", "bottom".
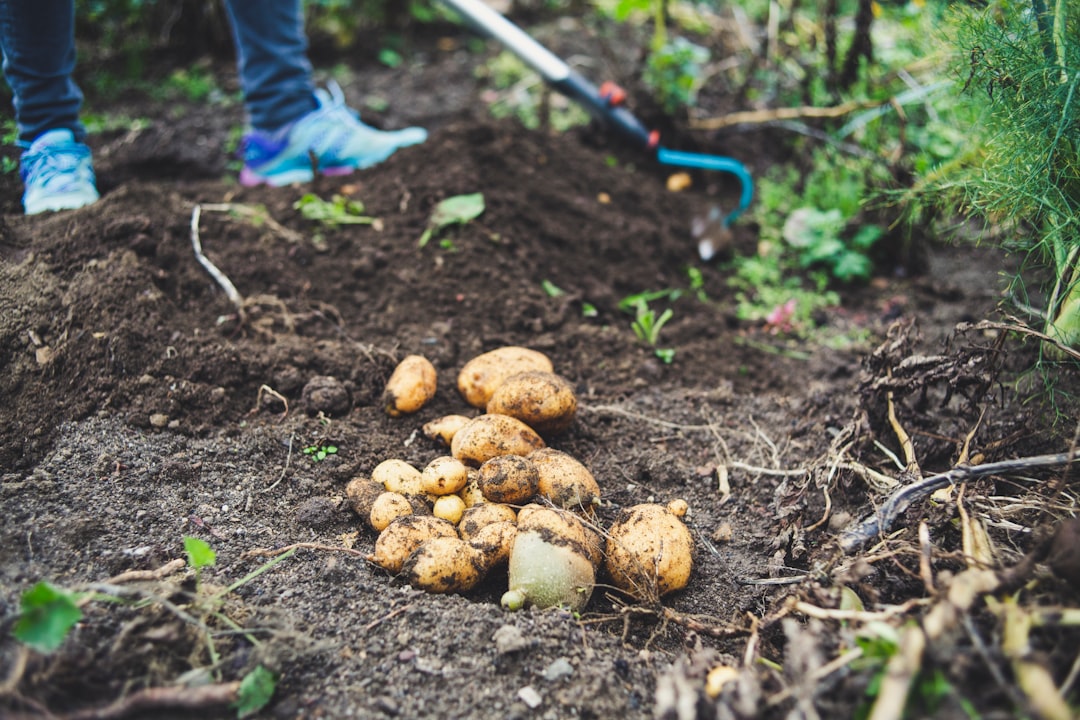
{"left": 2, "top": 12, "right": 1078, "bottom": 720}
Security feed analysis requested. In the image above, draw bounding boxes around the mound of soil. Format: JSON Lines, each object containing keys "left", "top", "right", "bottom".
{"left": 1, "top": 14, "right": 1076, "bottom": 720}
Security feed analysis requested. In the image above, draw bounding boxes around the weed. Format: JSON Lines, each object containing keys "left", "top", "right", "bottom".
{"left": 541, "top": 280, "right": 566, "bottom": 297}
{"left": 419, "top": 193, "right": 485, "bottom": 248}
{"left": 294, "top": 193, "right": 379, "bottom": 226}
{"left": 12, "top": 582, "right": 85, "bottom": 653}
{"left": 303, "top": 443, "right": 338, "bottom": 462}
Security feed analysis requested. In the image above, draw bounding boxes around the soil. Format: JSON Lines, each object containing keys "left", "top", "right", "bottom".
{"left": 2, "top": 11, "right": 1078, "bottom": 720}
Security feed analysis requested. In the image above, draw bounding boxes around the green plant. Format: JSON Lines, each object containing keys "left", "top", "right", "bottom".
{"left": 643, "top": 36, "right": 710, "bottom": 113}
{"left": 418, "top": 193, "right": 485, "bottom": 247}
{"left": 541, "top": 279, "right": 566, "bottom": 297}
{"left": 294, "top": 193, "right": 379, "bottom": 226}
{"left": 13, "top": 582, "right": 85, "bottom": 653}
{"left": 303, "top": 442, "right": 338, "bottom": 461}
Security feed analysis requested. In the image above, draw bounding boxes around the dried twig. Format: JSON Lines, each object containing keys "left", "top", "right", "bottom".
{"left": 62, "top": 680, "right": 240, "bottom": 720}
{"left": 105, "top": 559, "right": 187, "bottom": 585}
{"left": 190, "top": 204, "right": 245, "bottom": 320}
{"left": 691, "top": 98, "right": 879, "bottom": 130}
{"left": 241, "top": 542, "right": 369, "bottom": 560}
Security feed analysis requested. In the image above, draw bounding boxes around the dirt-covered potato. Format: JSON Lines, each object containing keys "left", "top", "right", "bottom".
{"left": 486, "top": 370, "right": 578, "bottom": 436}
{"left": 372, "top": 459, "right": 424, "bottom": 496}
{"left": 528, "top": 448, "right": 601, "bottom": 511}
{"left": 383, "top": 354, "right": 437, "bottom": 417}
{"left": 433, "top": 494, "right": 466, "bottom": 524}
{"left": 468, "top": 520, "right": 517, "bottom": 571}
{"left": 458, "top": 503, "right": 517, "bottom": 541}
{"left": 403, "top": 536, "right": 487, "bottom": 593}
{"left": 422, "top": 414, "right": 472, "bottom": 447}
{"left": 450, "top": 413, "right": 545, "bottom": 466}
{"left": 457, "top": 346, "right": 554, "bottom": 409}
{"left": 457, "top": 469, "right": 486, "bottom": 508}
{"left": 605, "top": 503, "right": 694, "bottom": 598}
{"left": 421, "top": 455, "right": 469, "bottom": 496}
{"left": 477, "top": 454, "right": 539, "bottom": 504}
{"left": 344, "top": 477, "right": 383, "bottom": 519}
{"left": 369, "top": 491, "right": 415, "bottom": 532}
{"left": 502, "top": 505, "right": 595, "bottom": 612}
{"left": 369, "top": 515, "right": 458, "bottom": 573}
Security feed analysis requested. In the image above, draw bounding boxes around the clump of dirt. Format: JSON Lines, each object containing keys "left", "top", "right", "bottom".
{"left": 1, "top": 15, "right": 1077, "bottom": 720}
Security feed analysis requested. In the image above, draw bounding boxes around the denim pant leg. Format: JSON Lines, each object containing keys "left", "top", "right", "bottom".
{"left": 0, "top": 0, "right": 86, "bottom": 146}
{"left": 223, "top": 0, "right": 317, "bottom": 133}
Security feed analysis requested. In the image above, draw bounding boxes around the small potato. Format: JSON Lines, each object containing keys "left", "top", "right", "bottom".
{"left": 369, "top": 491, "right": 414, "bottom": 532}
{"left": 421, "top": 456, "right": 469, "bottom": 496}
{"left": 503, "top": 505, "right": 595, "bottom": 612}
{"left": 605, "top": 503, "right": 694, "bottom": 598}
{"left": 423, "top": 414, "right": 472, "bottom": 447}
{"left": 344, "top": 477, "right": 383, "bottom": 519}
{"left": 486, "top": 371, "right": 578, "bottom": 436}
{"left": 458, "top": 503, "right": 518, "bottom": 541}
{"left": 383, "top": 355, "right": 437, "bottom": 417}
{"left": 369, "top": 515, "right": 458, "bottom": 573}
{"left": 468, "top": 520, "right": 517, "bottom": 570}
{"left": 372, "top": 459, "right": 424, "bottom": 496}
{"left": 451, "top": 414, "right": 546, "bottom": 467}
{"left": 458, "top": 469, "right": 486, "bottom": 508}
{"left": 433, "top": 494, "right": 467, "bottom": 525}
{"left": 478, "top": 455, "right": 539, "bottom": 504}
{"left": 403, "top": 536, "right": 487, "bottom": 593}
{"left": 457, "top": 346, "right": 554, "bottom": 409}
{"left": 528, "top": 448, "right": 601, "bottom": 511}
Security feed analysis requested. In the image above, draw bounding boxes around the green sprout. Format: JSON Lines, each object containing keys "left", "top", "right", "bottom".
{"left": 303, "top": 443, "right": 338, "bottom": 462}
{"left": 294, "top": 193, "right": 378, "bottom": 226}
{"left": 418, "top": 193, "right": 485, "bottom": 248}
{"left": 12, "top": 582, "right": 84, "bottom": 653}
{"left": 629, "top": 298, "right": 674, "bottom": 346}
{"left": 541, "top": 279, "right": 566, "bottom": 297}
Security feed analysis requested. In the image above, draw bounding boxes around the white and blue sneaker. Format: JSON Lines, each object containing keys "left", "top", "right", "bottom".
{"left": 20, "top": 129, "right": 100, "bottom": 215}
{"left": 239, "top": 81, "right": 427, "bottom": 187}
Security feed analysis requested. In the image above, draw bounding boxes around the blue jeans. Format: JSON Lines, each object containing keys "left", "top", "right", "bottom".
{"left": 0, "top": 0, "right": 319, "bottom": 146}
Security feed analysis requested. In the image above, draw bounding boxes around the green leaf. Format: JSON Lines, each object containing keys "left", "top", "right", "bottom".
{"left": 294, "top": 194, "right": 376, "bottom": 226}
{"left": 654, "top": 348, "right": 676, "bottom": 364}
{"left": 419, "top": 193, "right": 485, "bottom": 247}
{"left": 541, "top": 280, "right": 565, "bottom": 297}
{"left": 234, "top": 665, "right": 277, "bottom": 718}
{"left": 581, "top": 302, "right": 598, "bottom": 318}
{"left": 14, "top": 582, "right": 83, "bottom": 653}
{"left": 184, "top": 536, "right": 217, "bottom": 570}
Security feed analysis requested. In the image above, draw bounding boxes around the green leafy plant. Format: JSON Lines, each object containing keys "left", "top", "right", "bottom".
{"left": 625, "top": 298, "right": 676, "bottom": 363}
{"left": 234, "top": 665, "right": 279, "bottom": 719}
{"left": 294, "top": 193, "right": 379, "bottom": 226}
{"left": 643, "top": 36, "right": 710, "bottom": 113}
{"left": 541, "top": 279, "right": 566, "bottom": 297}
{"left": 12, "top": 582, "right": 85, "bottom": 653}
{"left": 303, "top": 443, "right": 338, "bottom": 462}
{"left": 418, "top": 193, "right": 485, "bottom": 247}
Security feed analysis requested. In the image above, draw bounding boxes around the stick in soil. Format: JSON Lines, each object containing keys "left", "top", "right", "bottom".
{"left": 190, "top": 204, "right": 246, "bottom": 321}
{"left": 61, "top": 680, "right": 241, "bottom": 720}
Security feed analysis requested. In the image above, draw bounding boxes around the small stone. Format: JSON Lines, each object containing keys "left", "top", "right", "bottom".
{"left": 301, "top": 375, "right": 351, "bottom": 416}
{"left": 542, "top": 657, "right": 574, "bottom": 682}
{"left": 517, "top": 685, "right": 542, "bottom": 709}
{"left": 493, "top": 624, "right": 529, "bottom": 654}
{"left": 35, "top": 346, "right": 53, "bottom": 366}
{"left": 711, "top": 523, "right": 733, "bottom": 543}
{"left": 149, "top": 413, "right": 169, "bottom": 428}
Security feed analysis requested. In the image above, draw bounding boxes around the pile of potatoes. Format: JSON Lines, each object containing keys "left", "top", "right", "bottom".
{"left": 348, "top": 346, "right": 694, "bottom": 611}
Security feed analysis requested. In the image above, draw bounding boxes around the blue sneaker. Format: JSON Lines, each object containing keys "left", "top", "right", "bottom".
{"left": 20, "top": 129, "right": 100, "bottom": 215}
{"left": 239, "top": 81, "right": 427, "bottom": 187}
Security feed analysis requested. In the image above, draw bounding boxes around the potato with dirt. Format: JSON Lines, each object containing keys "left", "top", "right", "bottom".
{"left": 529, "top": 448, "right": 601, "bottom": 511}
{"left": 477, "top": 454, "right": 539, "bottom": 504}
{"left": 369, "top": 515, "right": 458, "bottom": 573}
{"left": 345, "top": 477, "right": 384, "bottom": 520}
{"left": 486, "top": 370, "right": 578, "bottom": 436}
{"left": 403, "top": 536, "right": 488, "bottom": 593}
{"left": 383, "top": 354, "right": 437, "bottom": 417}
{"left": 457, "top": 346, "right": 554, "bottom": 409}
{"left": 457, "top": 502, "right": 518, "bottom": 541}
{"left": 605, "top": 502, "right": 693, "bottom": 598}
{"left": 369, "top": 491, "right": 416, "bottom": 531}
{"left": 372, "top": 459, "right": 424, "bottom": 496}
{"left": 450, "top": 413, "right": 545, "bottom": 466}
{"left": 421, "top": 455, "right": 469, "bottom": 496}
{"left": 502, "top": 504, "right": 596, "bottom": 612}
{"left": 468, "top": 520, "right": 517, "bottom": 570}
{"left": 422, "top": 414, "right": 472, "bottom": 447}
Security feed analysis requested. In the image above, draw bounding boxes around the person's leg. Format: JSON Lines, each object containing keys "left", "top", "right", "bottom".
{"left": 0, "top": 0, "right": 98, "bottom": 213}
{"left": 224, "top": 0, "right": 427, "bottom": 187}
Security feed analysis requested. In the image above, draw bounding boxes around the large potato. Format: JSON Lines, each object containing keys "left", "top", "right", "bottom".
{"left": 528, "top": 448, "right": 601, "bottom": 511}
{"left": 369, "top": 515, "right": 457, "bottom": 573}
{"left": 457, "top": 346, "right": 554, "bottom": 409}
{"left": 450, "top": 414, "right": 545, "bottom": 466}
{"left": 372, "top": 459, "right": 424, "bottom": 496}
{"left": 403, "top": 536, "right": 487, "bottom": 593}
{"left": 503, "top": 505, "right": 595, "bottom": 612}
{"left": 477, "top": 454, "right": 539, "bottom": 504}
{"left": 605, "top": 503, "right": 693, "bottom": 598}
{"left": 486, "top": 371, "right": 578, "bottom": 436}
{"left": 383, "top": 355, "right": 437, "bottom": 417}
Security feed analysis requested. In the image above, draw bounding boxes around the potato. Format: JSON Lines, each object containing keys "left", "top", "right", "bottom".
{"left": 458, "top": 469, "right": 486, "bottom": 508}
{"left": 605, "top": 503, "right": 694, "bottom": 598}
{"left": 344, "top": 477, "right": 383, "bottom": 519}
{"left": 433, "top": 494, "right": 466, "bottom": 524}
{"left": 457, "top": 346, "right": 554, "bottom": 409}
{"left": 383, "top": 354, "right": 437, "bottom": 417}
{"left": 502, "top": 505, "right": 595, "bottom": 612}
{"left": 450, "top": 414, "right": 545, "bottom": 466}
{"left": 421, "top": 455, "right": 469, "bottom": 496}
{"left": 477, "top": 454, "right": 539, "bottom": 504}
{"left": 403, "top": 536, "right": 487, "bottom": 593}
{"left": 369, "top": 515, "right": 458, "bottom": 573}
{"left": 458, "top": 503, "right": 517, "bottom": 541}
{"left": 369, "top": 491, "right": 415, "bottom": 532}
{"left": 486, "top": 371, "right": 577, "bottom": 436}
{"left": 468, "top": 520, "right": 517, "bottom": 570}
{"left": 372, "top": 459, "right": 424, "bottom": 496}
{"left": 422, "top": 414, "right": 472, "bottom": 447}
{"left": 528, "top": 448, "right": 601, "bottom": 511}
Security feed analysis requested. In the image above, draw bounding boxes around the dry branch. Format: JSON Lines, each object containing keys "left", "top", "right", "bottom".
{"left": 62, "top": 680, "right": 240, "bottom": 720}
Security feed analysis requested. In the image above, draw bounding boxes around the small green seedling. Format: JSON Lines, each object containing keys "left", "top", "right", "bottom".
{"left": 582, "top": 302, "right": 598, "bottom": 318}
{"left": 419, "top": 193, "right": 485, "bottom": 248}
{"left": 654, "top": 347, "right": 676, "bottom": 364}
{"left": 630, "top": 299, "right": 674, "bottom": 346}
{"left": 294, "top": 193, "right": 378, "bottom": 226}
{"left": 234, "top": 665, "right": 278, "bottom": 719}
{"left": 13, "top": 582, "right": 84, "bottom": 653}
{"left": 303, "top": 443, "right": 338, "bottom": 462}
{"left": 184, "top": 536, "right": 217, "bottom": 571}
{"left": 541, "top": 280, "right": 565, "bottom": 297}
